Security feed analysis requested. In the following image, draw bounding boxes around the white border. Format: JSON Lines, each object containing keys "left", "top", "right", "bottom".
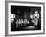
{"left": 8, "top": 3, "right": 43, "bottom": 35}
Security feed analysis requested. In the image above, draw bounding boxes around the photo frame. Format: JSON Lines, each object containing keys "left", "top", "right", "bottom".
{"left": 5, "top": 0, "right": 45, "bottom": 36}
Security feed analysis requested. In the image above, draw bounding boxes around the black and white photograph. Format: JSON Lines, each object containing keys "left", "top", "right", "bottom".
{"left": 7, "top": 2, "right": 45, "bottom": 35}
{"left": 11, "top": 6, "right": 41, "bottom": 31}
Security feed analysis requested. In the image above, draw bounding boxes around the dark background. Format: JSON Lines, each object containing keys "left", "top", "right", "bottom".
{"left": 11, "top": 6, "right": 41, "bottom": 31}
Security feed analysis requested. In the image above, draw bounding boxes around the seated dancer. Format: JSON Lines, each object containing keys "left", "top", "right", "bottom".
{"left": 32, "top": 11, "right": 39, "bottom": 26}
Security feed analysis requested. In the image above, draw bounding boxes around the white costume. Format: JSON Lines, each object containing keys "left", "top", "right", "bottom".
{"left": 32, "top": 11, "right": 39, "bottom": 26}
{"left": 11, "top": 14, "right": 15, "bottom": 23}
